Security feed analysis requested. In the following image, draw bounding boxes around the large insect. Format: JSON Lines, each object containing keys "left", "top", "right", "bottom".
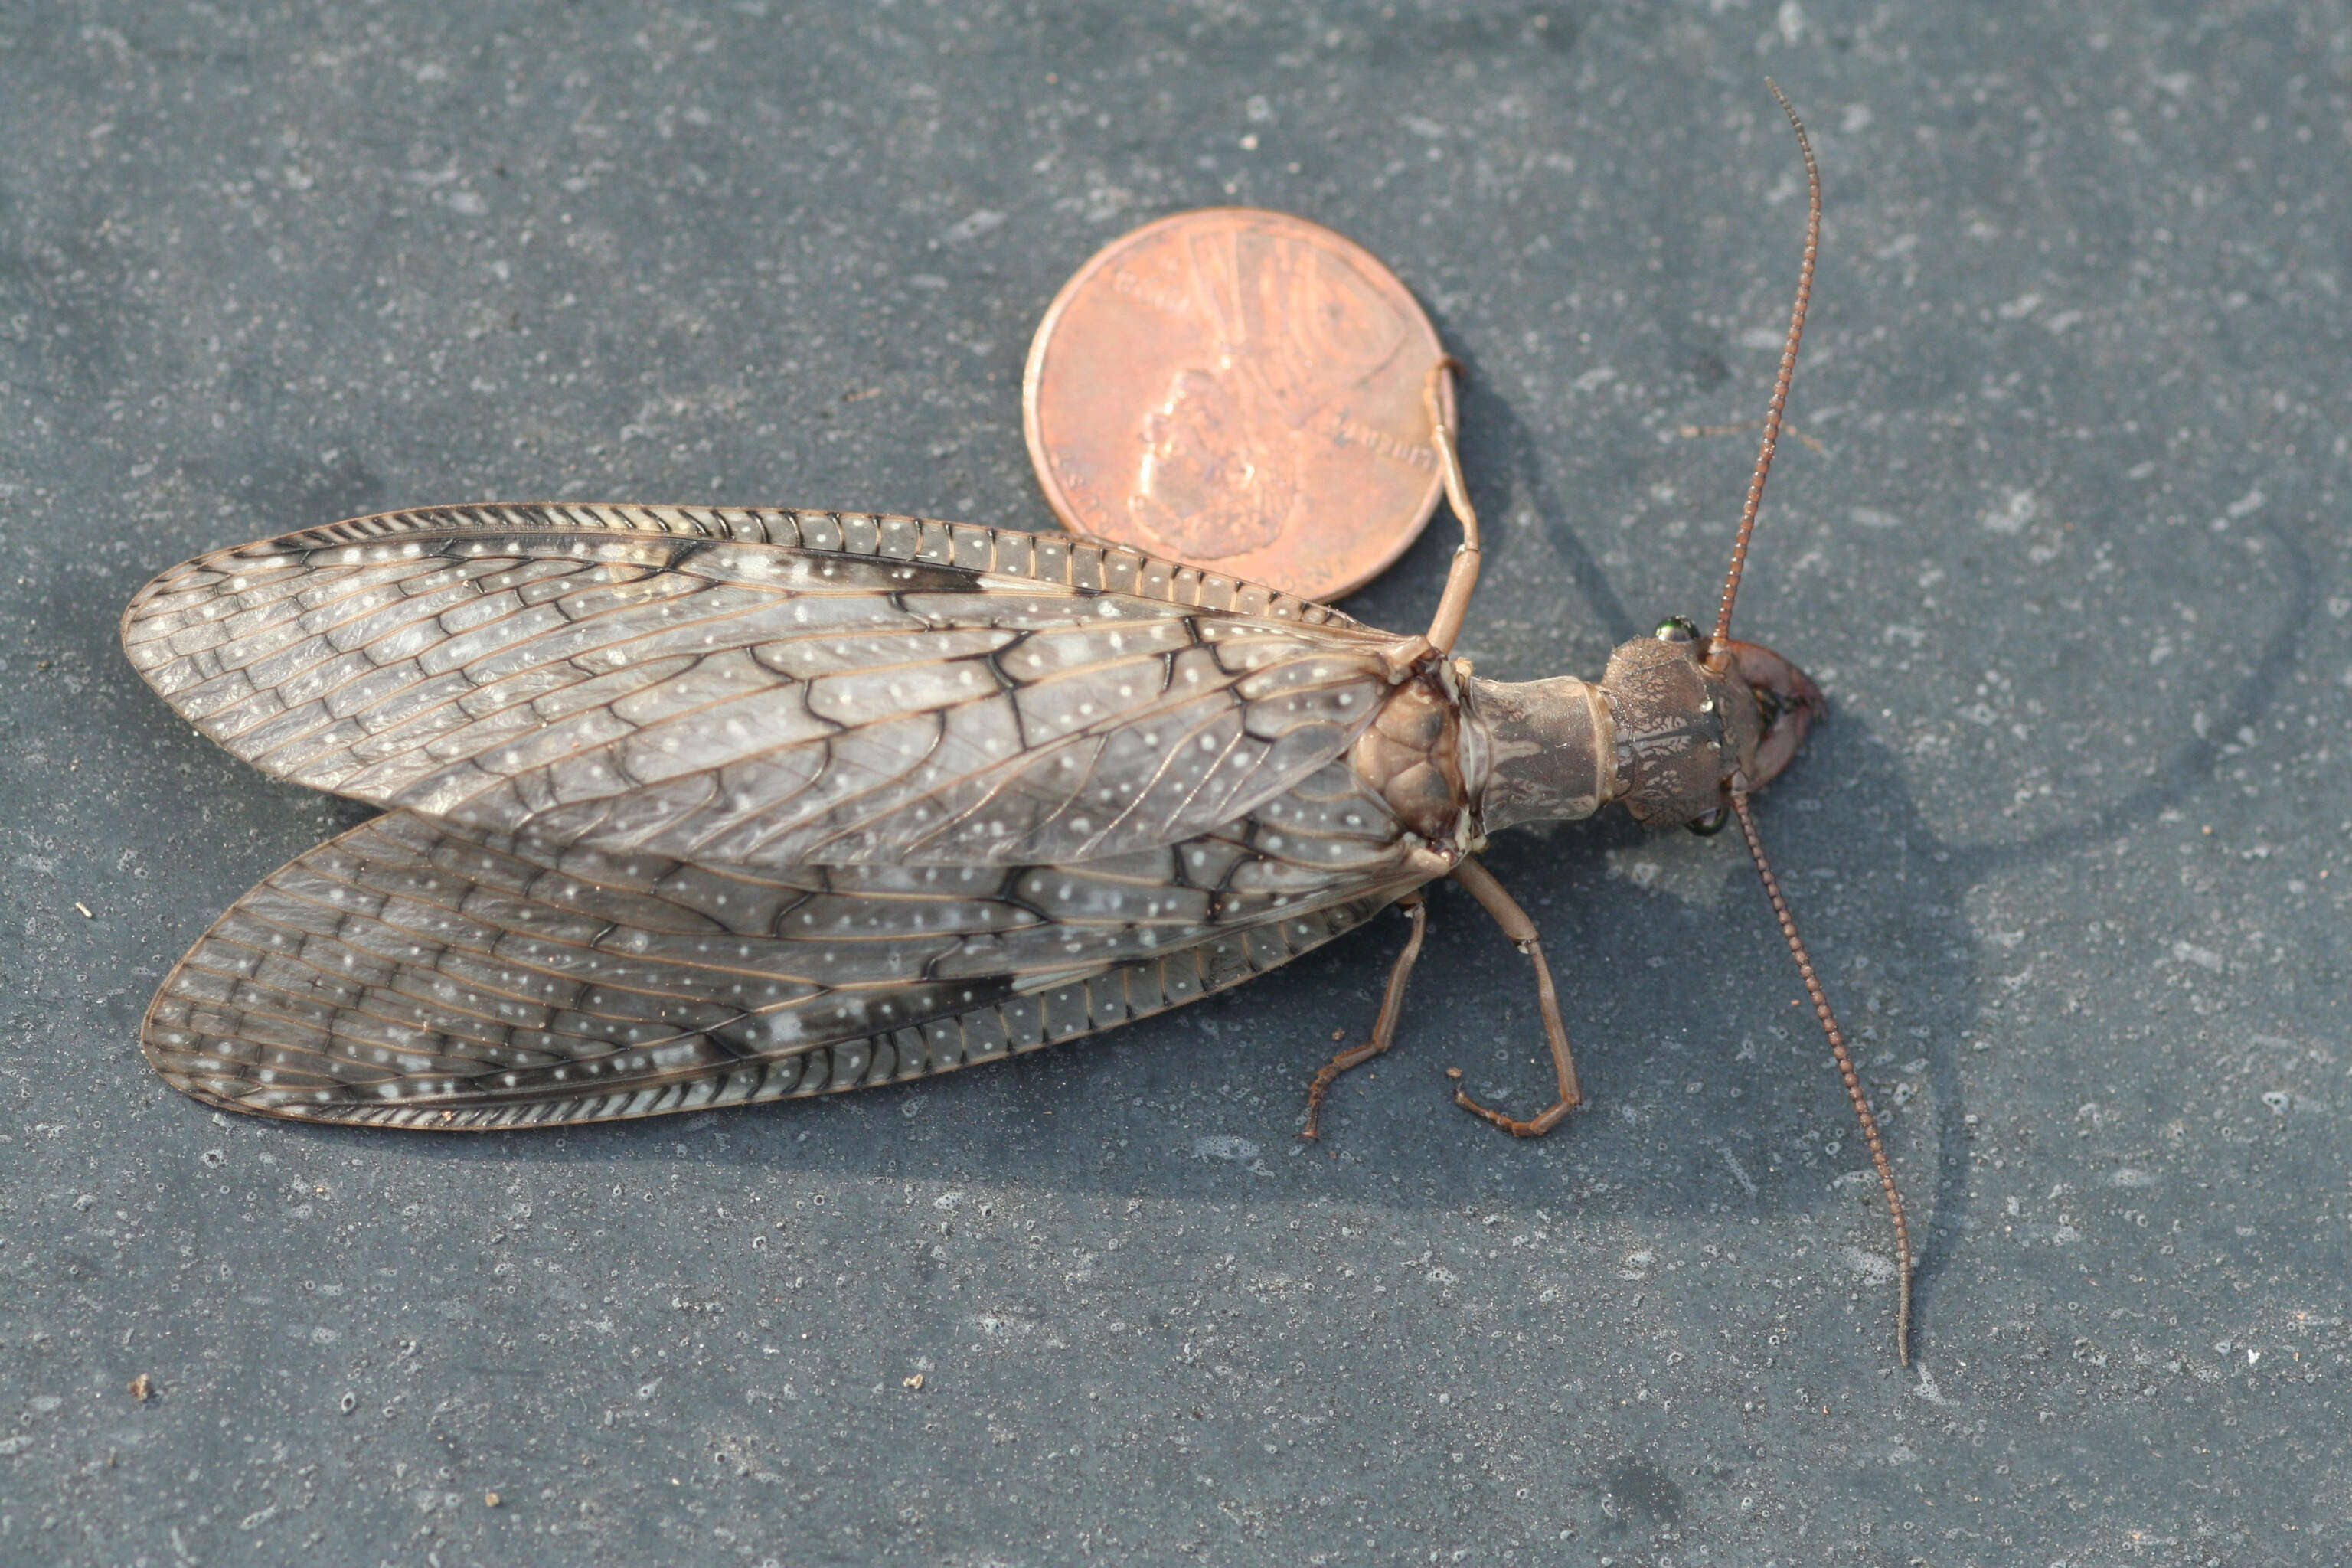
{"left": 121, "top": 91, "right": 1913, "bottom": 1361}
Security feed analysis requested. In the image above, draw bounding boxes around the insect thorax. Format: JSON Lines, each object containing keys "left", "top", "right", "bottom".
{"left": 1347, "top": 665, "right": 1474, "bottom": 851}
{"left": 1458, "top": 672, "right": 1615, "bottom": 835}
{"left": 1459, "top": 642, "right": 1770, "bottom": 835}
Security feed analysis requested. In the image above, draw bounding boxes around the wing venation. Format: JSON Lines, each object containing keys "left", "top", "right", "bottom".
{"left": 125, "top": 505, "right": 1396, "bottom": 864}
{"left": 144, "top": 795, "right": 1423, "bottom": 1127}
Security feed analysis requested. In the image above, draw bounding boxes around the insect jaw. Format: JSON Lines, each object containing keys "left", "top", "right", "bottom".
{"left": 1714, "top": 635, "right": 1824, "bottom": 795}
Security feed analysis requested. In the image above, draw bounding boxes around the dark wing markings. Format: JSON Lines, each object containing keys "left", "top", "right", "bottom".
{"left": 143, "top": 810, "right": 1422, "bottom": 1127}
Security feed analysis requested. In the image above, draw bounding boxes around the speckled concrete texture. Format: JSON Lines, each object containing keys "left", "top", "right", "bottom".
{"left": 4, "top": 4, "right": 2347, "bottom": 1565}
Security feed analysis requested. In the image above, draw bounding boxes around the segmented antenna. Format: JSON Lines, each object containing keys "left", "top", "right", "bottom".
{"left": 1730, "top": 783, "right": 1914, "bottom": 1366}
{"left": 1711, "top": 80, "right": 1821, "bottom": 650}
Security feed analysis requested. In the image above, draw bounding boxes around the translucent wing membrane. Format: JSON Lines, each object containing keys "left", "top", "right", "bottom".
{"left": 145, "top": 765, "right": 1421, "bottom": 1126}
{"left": 123, "top": 505, "right": 1395, "bottom": 867}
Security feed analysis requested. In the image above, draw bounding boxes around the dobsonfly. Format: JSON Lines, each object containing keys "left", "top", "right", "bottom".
{"left": 119, "top": 87, "right": 1915, "bottom": 1363}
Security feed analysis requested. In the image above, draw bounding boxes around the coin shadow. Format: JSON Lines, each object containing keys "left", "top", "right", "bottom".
{"left": 1321, "top": 341, "right": 1645, "bottom": 654}
{"left": 1459, "top": 360, "right": 1645, "bottom": 646}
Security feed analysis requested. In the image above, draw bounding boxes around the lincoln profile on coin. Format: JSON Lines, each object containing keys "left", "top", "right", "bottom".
{"left": 1130, "top": 364, "right": 1295, "bottom": 560}
{"left": 1129, "top": 226, "right": 1411, "bottom": 562}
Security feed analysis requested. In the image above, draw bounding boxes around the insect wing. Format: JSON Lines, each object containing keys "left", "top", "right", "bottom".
{"left": 122, "top": 504, "right": 1398, "bottom": 866}
{"left": 144, "top": 800, "right": 1420, "bottom": 1127}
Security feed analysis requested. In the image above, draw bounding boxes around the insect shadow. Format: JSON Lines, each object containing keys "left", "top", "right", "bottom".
{"left": 260, "top": 492, "right": 1975, "bottom": 1346}
{"left": 172, "top": 515, "right": 2304, "bottom": 1377}
{"left": 204, "top": 386, "right": 2007, "bottom": 1344}
{"left": 342, "top": 693, "right": 1974, "bottom": 1331}
{"left": 1330, "top": 338, "right": 1642, "bottom": 664}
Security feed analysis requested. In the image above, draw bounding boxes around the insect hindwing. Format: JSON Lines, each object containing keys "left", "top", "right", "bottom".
{"left": 145, "top": 779, "right": 1423, "bottom": 1127}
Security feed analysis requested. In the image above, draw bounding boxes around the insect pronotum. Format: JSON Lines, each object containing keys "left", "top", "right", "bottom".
{"left": 121, "top": 86, "right": 1913, "bottom": 1363}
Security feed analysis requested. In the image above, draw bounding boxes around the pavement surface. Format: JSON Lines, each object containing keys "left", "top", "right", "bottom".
{"left": 4, "top": 4, "right": 2348, "bottom": 1565}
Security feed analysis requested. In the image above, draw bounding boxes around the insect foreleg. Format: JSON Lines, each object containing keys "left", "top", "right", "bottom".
{"left": 1446, "top": 855, "right": 1582, "bottom": 1138}
{"left": 1299, "top": 893, "right": 1429, "bottom": 1142}
{"left": 1382, "top": 359, "right": 1482, "bottom": 680}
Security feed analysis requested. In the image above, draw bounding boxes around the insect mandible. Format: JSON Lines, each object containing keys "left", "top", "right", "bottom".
{"left": 120, "top": 87, "right": 1913, "bottom": 1362}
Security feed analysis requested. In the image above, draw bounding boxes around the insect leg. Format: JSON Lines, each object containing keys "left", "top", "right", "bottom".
{"left": 1300, "top": 893, "right": 1428, "bottom": 1141}
{"left": 1446, "top": 856, "right": 1582, "bottom": 1138}
{"left": 1382, "top": 360, "right": 1483, "bottom": 679}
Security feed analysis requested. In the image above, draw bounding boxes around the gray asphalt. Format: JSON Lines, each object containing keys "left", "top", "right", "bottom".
{"left": 4, "top": 4, "right": 2346, "bottom": 1564}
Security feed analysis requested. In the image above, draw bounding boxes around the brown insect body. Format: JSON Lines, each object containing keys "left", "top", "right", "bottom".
{"left": 123, "top": 509, "right": 1799, "bottom": 1122}
{"left": 121, "top": 88, "right": 1913, "bottom": 1361}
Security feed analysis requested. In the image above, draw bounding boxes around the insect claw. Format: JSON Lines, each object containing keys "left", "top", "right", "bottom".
{"left": 1452, "top": 1086, "right": 1576, "bottom": 1138}
{"left": 1303, "top": 1039, "right": 1381, "bottom": 1142}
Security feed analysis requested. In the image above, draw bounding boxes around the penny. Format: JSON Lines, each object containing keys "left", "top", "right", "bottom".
{"left": 1023, "top": 207, "right": 1449, "bottom": 604}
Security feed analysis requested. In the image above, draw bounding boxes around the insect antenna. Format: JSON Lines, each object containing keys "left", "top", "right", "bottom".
{"left": 1730, "top": 782, "right": 1914, "bottom": 1366}
{"left": 1709, "top": 88, "right": 1911, "bottom": 1364}
{"left": 1710, "top": 79, "right": 1820, "bottom": 652}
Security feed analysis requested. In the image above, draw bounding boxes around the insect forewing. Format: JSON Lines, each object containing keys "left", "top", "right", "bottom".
{"left": 122, "top": 505, "right": 1397, "bottom": 867}
{"left": 145, "top": 793, "right": 1422, "bottom": 1126}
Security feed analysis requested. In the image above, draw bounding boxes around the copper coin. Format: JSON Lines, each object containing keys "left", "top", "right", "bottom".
{"left": 1023, "top": 207, "right": 1448, "bottom": 604}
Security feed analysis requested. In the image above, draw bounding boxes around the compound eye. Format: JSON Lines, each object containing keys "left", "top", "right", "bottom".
{"left": 1655, "top": 616, "right": 1700, "bottom": 645}
{"left": 1687, "top": 806, "right": 1730, "bottom": 837}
